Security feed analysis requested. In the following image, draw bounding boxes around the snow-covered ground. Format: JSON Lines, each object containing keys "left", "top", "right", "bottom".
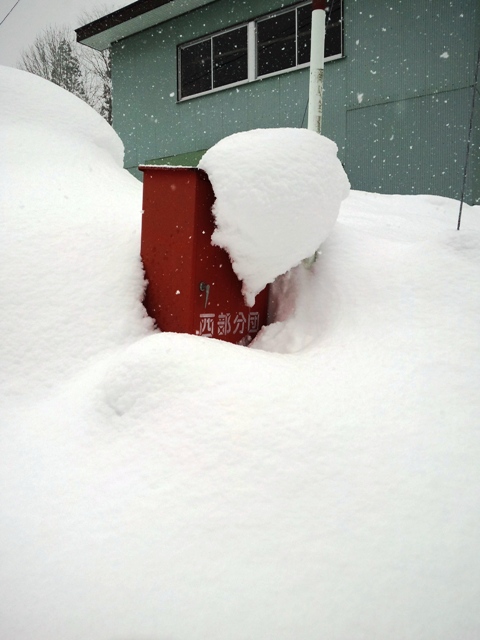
{"left": 1, "top": 66, "right": 479, "bottom": 640}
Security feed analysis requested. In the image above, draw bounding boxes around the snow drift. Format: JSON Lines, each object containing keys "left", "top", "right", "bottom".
{"left": 199, "top": 128, "right": 350, "bottom": 305}
{"left": 0, "top": 66, "right": 151, "bottom": 407}
{"left": 1, "top": 65, "right": 480, "bottom": 640}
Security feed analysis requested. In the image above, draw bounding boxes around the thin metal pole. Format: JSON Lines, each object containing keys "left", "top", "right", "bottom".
{"left": 457, "top": 45, "right": 480, "bottom": 231}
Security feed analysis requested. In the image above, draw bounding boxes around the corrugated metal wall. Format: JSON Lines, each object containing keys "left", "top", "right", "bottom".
{"left": 111, "top": 0, "right": 479, "bottom": 203}
{"left": 343, "top": 0, "right": 479, "bottom": 203}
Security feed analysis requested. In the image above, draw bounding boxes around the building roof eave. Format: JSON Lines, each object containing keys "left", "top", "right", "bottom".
{"left": 75, "top": 0, "right": 218, "bottom": 51}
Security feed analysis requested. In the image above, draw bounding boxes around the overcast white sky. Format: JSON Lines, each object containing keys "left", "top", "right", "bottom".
{"left": 0, "top": 0, "right": 128, "bottom": 67}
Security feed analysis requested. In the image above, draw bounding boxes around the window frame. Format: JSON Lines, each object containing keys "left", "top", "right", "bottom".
{"left": 177, "top": 22, "right": 251, "bottom": 100}
{"left": 255, "top": 2, "right": 312, "bottom": 79}
{"left": 177, "top": 0, "right": 343, "bottom": 102}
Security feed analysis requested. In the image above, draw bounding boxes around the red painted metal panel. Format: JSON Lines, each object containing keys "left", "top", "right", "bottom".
{"left": 140, "top": 166, "right": 269, "bottom": 344}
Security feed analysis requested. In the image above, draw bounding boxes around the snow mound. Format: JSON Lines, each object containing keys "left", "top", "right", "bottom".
{"left": 0, "top": 65, "right": 122, "bottom": 162}
{"left": 199, "top": 128, "right": 350, "bottom": 305}
{"left": 0, "top": 65, "right": 150, "bottom": 407}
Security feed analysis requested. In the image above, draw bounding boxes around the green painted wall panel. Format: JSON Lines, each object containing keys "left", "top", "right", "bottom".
{"left": 345, "top": 87, "right": 474, "bottom": 201}
{"left": 345, "top": 1, "right": 429, "bottom": 108}
{"left": 278, "top": 72, "right": 308, "bottom": 128}
{"left": 231, "top": 91, "right": 255, "bottom": 134}
{"left": 426, "top": 5, "right": 478, "bottom": 93}
{"left": 344, "top": 1, "right": 478, "bottom": 110}
{"left": 340, "top": 0, "right": 479, "bottom": 203}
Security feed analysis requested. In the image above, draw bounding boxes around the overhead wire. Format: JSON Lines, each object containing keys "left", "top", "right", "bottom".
{"left": 0, "top": 0, "right": 22, "bottom": 27}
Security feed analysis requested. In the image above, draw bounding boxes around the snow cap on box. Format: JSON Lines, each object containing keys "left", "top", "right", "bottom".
{"left": 199, "top": 128, "right": 350, "bottom": 306}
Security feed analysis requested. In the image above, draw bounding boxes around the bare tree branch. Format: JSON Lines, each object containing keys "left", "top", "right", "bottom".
{"left": 18, "top": 13, "right": 112, "bottom": 124}
{"left": 76, "top": 6, "right": 113, "bottom": 123}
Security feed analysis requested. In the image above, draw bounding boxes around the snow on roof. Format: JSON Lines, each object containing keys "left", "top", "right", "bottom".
{"left": 76, "top": 0, "right": 217, "bottom": 51}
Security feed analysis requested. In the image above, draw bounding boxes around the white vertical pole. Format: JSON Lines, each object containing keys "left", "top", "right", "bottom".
{"left": 247, "top": 21, "right": 256, "bottom": 82}
{"left": 307, "top": 0, "right": 326, "bottom": 134}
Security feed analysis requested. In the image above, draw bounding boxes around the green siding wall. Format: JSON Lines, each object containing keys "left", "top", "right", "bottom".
{"left": 111, "top": 0, "right": 479, "bottom": 203}
{"left": 343, "top": 0, "right": 479, "bottom": 203}
{"left": 346, "top": 88, "right": 474, "bottom": 200}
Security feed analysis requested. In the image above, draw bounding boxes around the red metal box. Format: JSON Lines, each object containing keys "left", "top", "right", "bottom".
{"left": 139, "top": 166, "right": 269, "bottom": 344}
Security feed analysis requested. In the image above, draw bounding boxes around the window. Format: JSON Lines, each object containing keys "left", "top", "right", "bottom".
{"left": 180, "top": 39, "right": 212, "bottom": 97}
{"left": 213, "top": 27, "right": 249, "bottom": 89}
{"left": 324, "top": 0, "right": 343, "bottom": 59}
{"left": 257, "top": 10, "right": 296, "bottom": 77}
{"left": 178, "top": 1, "right": 343, "bottom": 100}
{"left": 256, "top": 4, "right": 315, "bottom": 76}
{"left": 179, "top": 25, "right": 248, "bottom": 98}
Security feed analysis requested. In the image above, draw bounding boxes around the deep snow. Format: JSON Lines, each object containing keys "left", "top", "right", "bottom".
{"left": 1, "top": 66, "right": 480, "bottom": 640}
{"left": 198, "top": 128, "right": 349, "bottom": 305}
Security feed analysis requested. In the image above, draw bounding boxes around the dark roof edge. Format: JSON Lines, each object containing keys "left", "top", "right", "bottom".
{"left": 75, "top": 0, "right": 174, "bottom": 43}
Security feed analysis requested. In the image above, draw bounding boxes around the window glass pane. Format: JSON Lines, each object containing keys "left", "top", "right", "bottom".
{"left": 180, "top": 39, "right": 211, "bottom": 98}
{"left": 325, "top": 0, "right": 342, "bottom": 58}
{"left": 257, "top": 11, "right": 296, "bottom": 77}
{"left": 297, "top": 4, "right": 312, "bottom": 65}
{"left": 213, "top": 26, "right": 248, "bottom": 88}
